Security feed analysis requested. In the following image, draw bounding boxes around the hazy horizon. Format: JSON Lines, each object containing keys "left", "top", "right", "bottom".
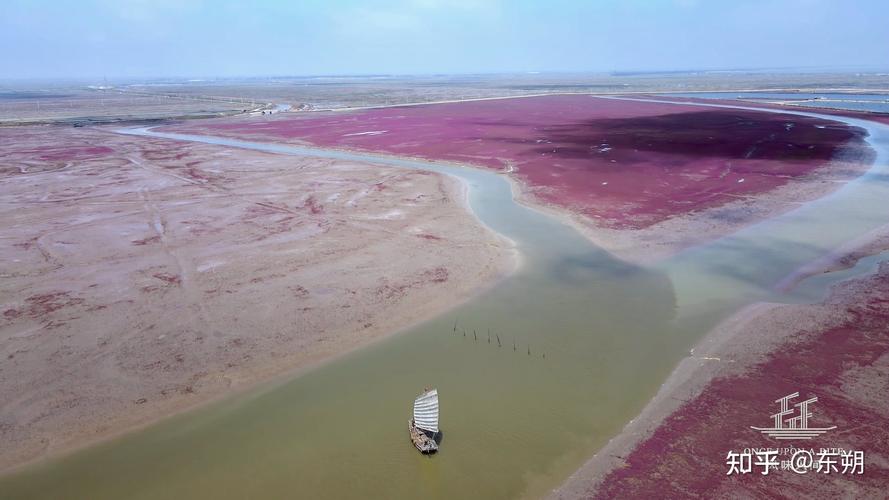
{"left": 3, "top": 0, "right": 889, "bottom": 80}
{"left": 5, "top": 66, "right": 889, "bottom": 85}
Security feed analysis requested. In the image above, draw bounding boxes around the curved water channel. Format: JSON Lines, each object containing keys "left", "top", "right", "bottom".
{"left": 3, "top": 100, "right": 889, "bottom": 499}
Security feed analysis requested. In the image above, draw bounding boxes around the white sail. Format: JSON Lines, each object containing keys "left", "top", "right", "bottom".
{"left": 413, "top": 389, "right": 439, "bottom": 433}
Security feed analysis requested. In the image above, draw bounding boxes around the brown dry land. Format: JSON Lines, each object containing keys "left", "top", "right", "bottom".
{"left": 88, "top": 73, "right": 889, "bottom": 111}
{"left": 0, "top": 125, "right": 513, "bottom": 473}
{"left": 0, "top": 88, "right": 253, "bottom": 125}
{"left": 553, "top": 233, "right": 889, "bottom": 499}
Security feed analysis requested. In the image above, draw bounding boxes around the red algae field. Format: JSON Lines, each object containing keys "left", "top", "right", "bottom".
{"left": 588, "top": 264, "right": 889, "bottom": 499}
{"left": 167, "top": 95, "right": 867, "bottom": 230}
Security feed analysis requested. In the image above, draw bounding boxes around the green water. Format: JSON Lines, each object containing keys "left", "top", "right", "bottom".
{"left": 2, "top": 103, "right": 888, "bottom": 499}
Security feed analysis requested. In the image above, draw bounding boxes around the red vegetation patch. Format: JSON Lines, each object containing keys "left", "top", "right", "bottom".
{"left": 36, "top": 146, "right": 114, "bottom": 162}
{"left": 4, "top": 292, "right": 86, "bottom": 320}
{"left": 416, "top": 233, "right": 443, "bottom": 241}
{"left": 13, "top": 238, "right": 38, "bottom": 250}
{"left": 423, "top": 267, "right": 449, "bottom": 283}
{"left": 243, "top": 203, "right": 285, "bottom": 219}
{"left": 303, "top": 195, "right": 324, "bottom": 214}
{"left": 1, "top": 142, "right": 113, "bottom": 162}
{"left": 132, "top": 235, "right": 161, "bottom": 246}
{"left": 152, "top": 273, "right": 182, "bottom": 286}
{"left": 142, "top": 149, "right": 183, "bottom": 162}
{"left": 373, "top": 267, "right": 450, "bottom": 301}
{"left": 170, "top": 96, "right": 865, "bottom": 229}
{"left": 376, "top": 283, "right": 410, "bottom": 300}
{"left": 185, "top": 167, "right": 210, "bottom": 182}
{"left": 593, "top": 272, "right": 889, "bottom": 498}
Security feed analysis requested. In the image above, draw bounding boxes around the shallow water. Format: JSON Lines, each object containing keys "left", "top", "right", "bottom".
{"left": 666, "top": 91, "right": 889, "bottom": 113}
{"left": 2, "top": 102, "right": 889, "bottom": 499}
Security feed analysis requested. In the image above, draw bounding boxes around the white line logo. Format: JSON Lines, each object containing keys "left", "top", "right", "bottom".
{"left": 750, "top": 392, "right": 836, "bottom": 440}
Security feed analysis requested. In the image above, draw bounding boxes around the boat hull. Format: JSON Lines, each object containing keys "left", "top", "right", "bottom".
{"left": 409, "top": 420, "right": 438, "bottom": 454}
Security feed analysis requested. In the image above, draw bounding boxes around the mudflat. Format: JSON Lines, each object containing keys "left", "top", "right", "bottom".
{"left": 0, "top": 124, "right": 513, "bottom": 473}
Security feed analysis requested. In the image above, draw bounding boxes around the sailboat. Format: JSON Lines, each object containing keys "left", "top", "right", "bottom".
{"left": 409, "top": 388, "right": 440, "bottom": 454}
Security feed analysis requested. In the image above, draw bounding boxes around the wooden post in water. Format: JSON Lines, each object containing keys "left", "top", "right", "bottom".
{"left": 528, "top": 346, "right": 531, "bottom": 356}
{"left": 487, "top": 329, "right": 491, "bottom": 343}
{"left": 473, "top": 330, "right": 477, "bottom": 341}
{"left": 496, "top": 334, "right": 501, "bottom": 347}
{"left": 453, "top": 320, "right": 457, "bottom": 332}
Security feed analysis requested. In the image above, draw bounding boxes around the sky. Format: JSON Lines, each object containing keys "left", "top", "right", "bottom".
{"left": 3, "top": 0, "right": 888, "bottom": 79}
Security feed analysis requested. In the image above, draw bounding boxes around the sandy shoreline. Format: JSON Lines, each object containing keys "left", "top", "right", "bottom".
{"left": 0, "top": 125, "right": 516, "bottom": 474}
{"left": 776, "top": 221, "right": 889, "bottom": 292}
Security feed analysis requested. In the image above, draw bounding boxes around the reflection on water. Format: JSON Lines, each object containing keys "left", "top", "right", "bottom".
{"left": 2, "top": 107, "right": 889, "bottom": 499}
